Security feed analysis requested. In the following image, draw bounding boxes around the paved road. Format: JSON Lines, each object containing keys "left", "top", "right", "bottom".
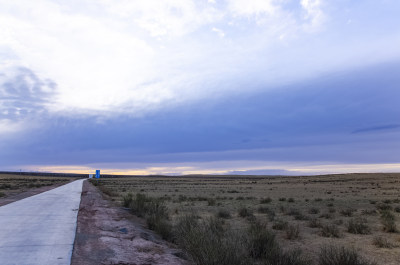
{"left": 0, "top": 179, "right": 85, "bottom": 265}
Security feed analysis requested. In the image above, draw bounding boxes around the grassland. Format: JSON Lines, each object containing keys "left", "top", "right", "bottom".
{"left": 0, "top": 173, "right": 76, "bottom": 200}
{"left": 92, "top": 173, "right": 400, "bottom": 265}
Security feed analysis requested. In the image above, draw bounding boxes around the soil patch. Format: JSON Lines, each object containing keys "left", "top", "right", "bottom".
{"left": 71, "top": 180, "right": 189, "bottom": 265}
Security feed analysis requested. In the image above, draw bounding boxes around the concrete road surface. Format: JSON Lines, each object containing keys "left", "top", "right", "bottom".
{"left": 0, "top": 179, "right": 85, "bottom": 265}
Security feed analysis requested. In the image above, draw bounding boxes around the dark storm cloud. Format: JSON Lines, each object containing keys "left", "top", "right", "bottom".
{"left": 1, "top": 61, "right": 400, "bottom": 169}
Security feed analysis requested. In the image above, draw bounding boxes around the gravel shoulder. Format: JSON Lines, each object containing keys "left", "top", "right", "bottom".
{"left": 71, "top": 180, "right": 189, "bottom": 265}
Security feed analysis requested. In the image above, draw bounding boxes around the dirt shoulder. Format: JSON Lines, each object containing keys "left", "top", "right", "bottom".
{"left": 71, "top": 180, "right": 189, "bottom": 265}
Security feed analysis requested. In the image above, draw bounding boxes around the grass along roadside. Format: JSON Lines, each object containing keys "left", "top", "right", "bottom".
{"left": 90, "top": 173, "right": 400, "bottom": 265}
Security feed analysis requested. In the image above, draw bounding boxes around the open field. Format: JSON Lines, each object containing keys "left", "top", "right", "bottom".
{"left": 0, "top": 173, "right": 77, "bottom": 205}
{"left": 92, "top": 173, "right": 400, "bottom": 265}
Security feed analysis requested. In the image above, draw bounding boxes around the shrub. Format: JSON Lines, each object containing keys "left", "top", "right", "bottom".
{"left": 175, "top": 215, "right": 248, "bottom": 265}
{"left": 0, "top": 191, "right": 5, "bottom": 198}
{"left": 217, "top": 209, "right": 231, "bottom": 219}
{"left": 340, "top": 208, "right": 355, "bottom": 217}
{"left": 285, "top": 224, "right": 300, "bottom": 240}
{"left": 347, "top": 218, "right": 371, "bottom": 234}
{"left": 272, "top": 219, "right": 289, "bottom": 230}
{"left": 361, "top": 209, "right": 377, "bottom": 216}
{"left": 309, "top": 218, "right": 322, "bottom": 228}
{"left": 257, "top": 206, "right": 270, "bottom": 213}
{"left": 309, "top": 207, "right": 320, "bottom": 214}
{"left": 288, "top": 198, "right": 295, "bottom": 203}
{"left": 395, "top": 206, "right": 400, "bottom": 213}
{"left": 207, "top": 198, "right": 216, "bottom": 206}
{"left": 320, "top": 224, "right": 341, "bottom": 238}
{"left": 122, "top": 193, "right": 133, "bottom": 207}
{"left": 249, "top": 222, "right": 309, "bottom": 265}
{"left": 146, "top": 215, "right": 172, "bottom": 240}
{"left": 287, "top": 208, "right": 309, "bottom": 220}
{"left": 248, "top": 221, "right": 279, "bottom": 259}
{"left": 274, "top": 249, "right": 310, "bottom": 265}
{"left": 318, "top": 245, "right": 376, "bottom": 265}
{"left": 279, "top": 197, "right": 287, "bottom": 201}
{"left": 372, "top": 236, "right": 397, "bottom": 248}
{"left": 238, "top": 207, "right": 253, "bottom": 218}
{"left": 288, "top": 208, "right": 300, "bottom": 215}
{"left": 128, "top": 193, "right": 148, "bottom": 217}
{"left": 320, "top": 213, "right": 334, "bottom": 219}
{"left": 260, "top": 197, "right": 272, "bottom": 204}
{"left": 381, "top": 210, "right": 397, "bottom": 232}
{"left": 376, "top": 203, "right": 392, "bottom": 211}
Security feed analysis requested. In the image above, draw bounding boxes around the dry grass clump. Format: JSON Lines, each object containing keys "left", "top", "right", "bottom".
{"left": 217, "top": 209, "right": 231, "bottom": 219}
{"left": 122, "top": 192, "right": 172, "bottom": 239}
{"left": 318, "top": 245, "right": 376, "bottom": 265}
{"left": 238, "top": 207, "right": 253, "bottom": 218}
{"left": 372, "top": 236, "right": 397, "bottom": 248}
{"left": 380, "top": 210, "right": 397, "bottom": 232}
{"left": 175, "top": 217, "right": 310, "bottom": 265}
{"left": 272, "top": 219, "right": 289, "bottom": 230}
{"left": 175, "top": 215, "right": 248, "bottom": 265}
{"left": 308, "top": 218, "right": 322, "bottom": 228}
{"left": 248, "top": 221, "right": 309, "bottom": 265}
{"left": 320, "top": 224, "right": 341, "bottom": 238}
{"left": 285, "top": 224, "right": 301, "bottom": 240}
{"left": 347, "top": 218, "right": 371, "bottom": 234}
{"left": 260, "top": 197, "right": 272, "bottom": 204}
{"left": 309, "top": 207, "right": 320, "bottom": 214}
{"left": 340, "top": 208, "right": 356, "bottom": 217}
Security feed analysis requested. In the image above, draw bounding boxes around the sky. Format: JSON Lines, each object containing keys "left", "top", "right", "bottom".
{"left": 0, "top": 0, "right": 400, "bottom": 175}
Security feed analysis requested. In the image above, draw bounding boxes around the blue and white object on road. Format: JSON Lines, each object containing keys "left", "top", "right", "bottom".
{"left": 96, "top": 170, "right": 100, "bottom": 178}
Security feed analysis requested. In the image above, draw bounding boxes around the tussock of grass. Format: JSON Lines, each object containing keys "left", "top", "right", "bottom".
{"left": 320, "top": 224, "right": 341, "bottom": 238}
{"left": 372, "top": 236, "right": 397, "bottom": 248}
{"left": 318, "top": 245, "right": 376, "bottom": 265}
{"left": 285, "top": 224, "right": 301, "bottom": 240}
{"left": 347, "top": 218, "right": 371, "bottom": 234}
{"left": 175, "top": 215, "right": 248, "bottom": 265}
{"left": 309, "top": 218, "right": 322, "bottom": 228}
{"left": 380, "top": 210, "right": 397, "bottom": 232}
{"left": 238, "top": 207, "right": 253, "bottom": 218}
{"left": 340, "top": 208, "right": 355, "bottom": 217}
{"left": 217, "top": 209, "right": 231, "bottom": 219}
{"left": 260, "top": 197, "right": 272, "bottom": 204}
{"left": 272, "top": 219, "right": 289, "bottom": 230}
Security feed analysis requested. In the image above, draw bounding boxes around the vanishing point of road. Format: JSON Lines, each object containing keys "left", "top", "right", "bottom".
{"left": 0, "top": 179, "right": 85, "bottom": 265}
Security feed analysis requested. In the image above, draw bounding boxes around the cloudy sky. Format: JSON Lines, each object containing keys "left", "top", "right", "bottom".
{"left": 1, "top": 0, "right": 400, "bottom": 175}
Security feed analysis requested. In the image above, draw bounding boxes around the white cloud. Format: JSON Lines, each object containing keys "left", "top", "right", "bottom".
{"left": 227, "top": 0, "right": 278, "bottom": 17}
{"left": 301, "top": 0, "right": 326, "bottom": 31}
{"left": 212, "top": 27, "right": 225, "bottom": 38}
{"left": 0, "top": 0, "right": 397, "bottom": 124}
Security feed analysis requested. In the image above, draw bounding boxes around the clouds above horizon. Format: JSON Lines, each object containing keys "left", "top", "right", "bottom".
{"left": 1, "top": 0, "right": 400, "bottom": 117}
{"left": 1, "top": 0, "right": 400, "bottom": 174}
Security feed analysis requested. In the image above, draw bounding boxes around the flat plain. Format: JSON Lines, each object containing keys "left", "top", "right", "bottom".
{"left": 94, "top": 173, "right": 400, "bottom": 265}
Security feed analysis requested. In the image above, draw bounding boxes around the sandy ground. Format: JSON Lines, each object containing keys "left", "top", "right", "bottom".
{"left": 71, "top": 180, "right": 189, "bottom": 265}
